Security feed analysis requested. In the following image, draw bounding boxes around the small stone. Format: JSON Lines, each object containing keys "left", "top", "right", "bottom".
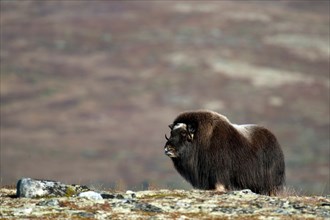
{"left": 132, "top": 202, "right": 163, "bottom": 213}
{"left": 76, "top": 212, "right": 94, "bottom": 218}
{"left": 227, "top": 189, "right": 256, "bottom": 197}
{"left": 101, "top": 193, "right": 115, "bottom": 199}
{"left": 282, "top": 201, "right": 291, "bottom": 208}
{"left": 37, "top": 199, "right": 60, "bottom": 207}
{"left": 116, "top": 194, "right": 125, "bottom": 199}
{"left": 78, "top": 191, "right": 103, "bottom": 200}
{"left": 176, "top": 201, "right": 190, "bottom": 208}
{"left": 126, "top": 190, "right": 136, "bottom": 199}
{"left": 123, "top": 199, "right": 134, "bottom": 204}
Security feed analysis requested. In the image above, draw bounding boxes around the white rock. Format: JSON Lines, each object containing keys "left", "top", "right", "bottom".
{"left": 79, "top": 191, "right": 103, "bottom": 200}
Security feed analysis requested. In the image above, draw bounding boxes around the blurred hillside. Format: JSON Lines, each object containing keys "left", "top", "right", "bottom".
{"left": 1, "top": 1, "right": 329, "bottom": 195}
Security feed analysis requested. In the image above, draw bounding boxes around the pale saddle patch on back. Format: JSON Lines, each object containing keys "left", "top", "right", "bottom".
{"left": 233, "top": 124, "right": 255, "bottom": 142}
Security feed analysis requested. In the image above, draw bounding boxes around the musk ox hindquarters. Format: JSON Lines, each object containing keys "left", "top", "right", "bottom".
{"left": 164, "top": 110, "right": 285, "bottom": 196}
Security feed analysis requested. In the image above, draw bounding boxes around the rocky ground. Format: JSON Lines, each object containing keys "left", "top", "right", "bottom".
{"left": 1, "top": 186, "right": 329, "bottom": 219}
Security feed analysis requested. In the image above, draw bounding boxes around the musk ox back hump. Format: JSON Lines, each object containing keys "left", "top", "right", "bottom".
{"left": 164, "top": 110, "right": 285, "bottom": 195}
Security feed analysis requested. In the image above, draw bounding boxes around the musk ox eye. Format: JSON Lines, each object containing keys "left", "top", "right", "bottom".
{"left": 187, "top": 124, "right": 196, "bottom": 134}
{"left": 180, "top": 130, "right": 194, "bottom": 142}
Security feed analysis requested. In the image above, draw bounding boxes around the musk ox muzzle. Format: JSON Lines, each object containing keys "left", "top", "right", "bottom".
{"left": 164, "top": 145, "right": 176, "bottom": 158}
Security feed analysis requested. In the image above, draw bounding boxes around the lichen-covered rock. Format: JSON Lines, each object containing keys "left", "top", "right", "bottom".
{"left": 16, "top": 178, "right": 89, "bottom": 198}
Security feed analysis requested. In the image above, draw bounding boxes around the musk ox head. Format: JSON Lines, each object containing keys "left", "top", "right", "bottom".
{"left": 164, "top": 123, "right": 195, "bottom": 158}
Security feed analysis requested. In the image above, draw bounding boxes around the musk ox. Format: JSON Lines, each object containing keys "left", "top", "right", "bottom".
{"left": 164, "top": 110, "right": 285, "bottom": 195}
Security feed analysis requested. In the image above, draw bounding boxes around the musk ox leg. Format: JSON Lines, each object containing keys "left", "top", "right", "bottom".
{"left": 270, "top": 184, "right": 284, "bottom": 196}
{"left": 269, "top": 190, "right": 276, "bottom": 196}
{"left": 215, "top": 184, "right": 227, "bottom": 192}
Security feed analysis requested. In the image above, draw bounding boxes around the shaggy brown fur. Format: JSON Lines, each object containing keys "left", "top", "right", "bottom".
{"left": 164, "top": 110, "right": 285, "bottom": 196}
